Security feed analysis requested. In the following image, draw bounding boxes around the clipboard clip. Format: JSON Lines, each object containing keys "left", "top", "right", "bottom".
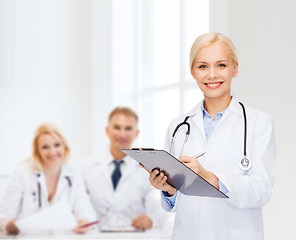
{"left": 131, "top": 148, "right": 156, "bottom": 151}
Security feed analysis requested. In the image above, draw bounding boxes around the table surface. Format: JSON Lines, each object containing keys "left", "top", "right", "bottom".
{"left": 0, "top": 227, "right": 173, "bottom": 240}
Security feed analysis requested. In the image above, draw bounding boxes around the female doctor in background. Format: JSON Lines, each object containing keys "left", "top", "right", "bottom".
{"left": 149, "top": 33, "right": 276, "bottom": 240}
{"left": 0, "top": 123, "right": 96, "bottom": 235}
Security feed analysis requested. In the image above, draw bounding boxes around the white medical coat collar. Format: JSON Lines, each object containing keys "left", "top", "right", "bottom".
{"left": 92, "top": 148, "right": 135, "bottom": 169}
{"left": 106, "top": 150, "right": 128, "bottom": 166}
{"left": 91, "top": 148, "right": 138, "bottom": 186}
{"left": 184, "top": 97, "right": 244, "bottom": 119}
{"left": 33, "top": 164, "right": 72, "bottom": 178}
{"left": 173, "top": 97, "right": 244, "bottom": 145}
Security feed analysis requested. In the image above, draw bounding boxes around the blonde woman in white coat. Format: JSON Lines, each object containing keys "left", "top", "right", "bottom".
{"left": 0, "top": 123, "right": 96, "bottom": 235}
{"left": 148, "top": 33, "right": 276, "bottom": 240}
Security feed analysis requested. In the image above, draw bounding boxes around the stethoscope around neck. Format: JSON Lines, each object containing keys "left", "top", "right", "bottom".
{"left": 170, "top": 102, "right": 252, "bottom": 171}
{"left": 34, "top": 173, "right": 72, "bottom": 208}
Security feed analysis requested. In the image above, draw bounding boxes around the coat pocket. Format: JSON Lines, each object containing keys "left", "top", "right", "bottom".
{"left": 230, "top": 228, "right": 263, "bottom": 240}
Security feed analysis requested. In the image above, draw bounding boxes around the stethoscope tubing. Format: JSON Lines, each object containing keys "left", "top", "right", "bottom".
{"left": 38, "top": 181, "right": 41, "bottom": 208}
{"left": 172, "top": 116, "right": 190, "bottom": 138}
{"left": 36, "top": 175, "right": 72, "bottom": 208}
{"left": 170, "top": 102, "right": 250, "bottom": 170}
{"left": 239, "top": 102, "right": 247, "bottom": 157}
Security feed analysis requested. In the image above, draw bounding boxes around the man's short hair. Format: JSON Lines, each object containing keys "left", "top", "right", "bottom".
{"left": 108, "top": 106, "right": 139, "bottom": 124}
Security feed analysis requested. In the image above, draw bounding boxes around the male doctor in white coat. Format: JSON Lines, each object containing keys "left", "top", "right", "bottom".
{"left": 81, "top": 107, "right": 169, "bottom": 231}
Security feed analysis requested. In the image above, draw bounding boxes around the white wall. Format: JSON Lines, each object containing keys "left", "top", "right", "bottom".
{"left": 211, "top": 0, "right": 296, "bottom": 239}
{"left": 0, "top": 0, "right": 93, "bottom": 174}
{"left": 90, "top": 0, "right": 112, "bottom": 153}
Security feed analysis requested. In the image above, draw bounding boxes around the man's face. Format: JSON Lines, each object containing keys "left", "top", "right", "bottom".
{"left": 106, "top": 113, "right": 139, "bottom": 151}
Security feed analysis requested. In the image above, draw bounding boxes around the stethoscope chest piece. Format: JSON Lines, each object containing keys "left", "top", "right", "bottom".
{"left": 239, "top": 157, "right": 252, "bottom": 171}
{"left": 172, "top": 102, "right": 252, "bottom": 171}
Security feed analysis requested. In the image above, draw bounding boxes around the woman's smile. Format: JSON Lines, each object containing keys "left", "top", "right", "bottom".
{"left": 204, "top": 82, "right": 223, "bottom": 89}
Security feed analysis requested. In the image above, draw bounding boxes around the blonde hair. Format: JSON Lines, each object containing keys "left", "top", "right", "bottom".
{"left": 189, "top": 33, "right": 238, "bottom": 70}
{"left": 108, "top": 106, "right": 139, "bottom": 125}
{"left": 31, "top": 123, "right": 70, "bottom": 171}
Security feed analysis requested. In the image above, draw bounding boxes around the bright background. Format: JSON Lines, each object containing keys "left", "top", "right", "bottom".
{"left": 0, "top": 0, "right": 295, "bottom": 239}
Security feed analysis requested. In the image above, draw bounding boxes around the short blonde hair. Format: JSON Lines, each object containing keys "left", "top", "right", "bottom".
{"left": 31, "top": 123, "right": 70, "bottom": 171}
{"left": 108, "top": 106, "right": 139, "bottom": 125}
{"left": 190, "top": 33, "right": 238, "bottom": 70}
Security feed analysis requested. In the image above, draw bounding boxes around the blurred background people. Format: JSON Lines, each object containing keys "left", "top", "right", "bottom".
{"left": 0, "top": 123, "right": 96, "bottom": 235}
{"left": 81, "top": 107, "right": 171, "bottom": 231}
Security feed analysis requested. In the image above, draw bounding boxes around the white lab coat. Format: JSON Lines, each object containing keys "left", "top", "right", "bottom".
{"left": 0, "top": 161, "right": 96, "bottom": 233}
{"left": 81, "top": 150, "right": 172, "bottom": 229}
{"left": 161, "top": 98, "right": 276, "bottom": 240}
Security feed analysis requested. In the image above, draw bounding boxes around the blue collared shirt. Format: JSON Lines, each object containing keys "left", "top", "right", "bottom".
{"left": 202, "top": 103, "right": 224, "bottom": 141}
{"left": 163, "top": 102, "right": 229, "bottom": 207}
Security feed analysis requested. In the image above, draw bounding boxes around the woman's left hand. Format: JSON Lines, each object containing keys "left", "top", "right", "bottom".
{"left": 179, "top": 155, "right": 219, "bottom": 188}
{"left": 72, "top": 219, "right": 89, "bottom": 234}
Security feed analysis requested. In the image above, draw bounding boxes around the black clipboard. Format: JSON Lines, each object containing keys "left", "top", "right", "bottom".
{"left": 122, "top": 148, "right": 228, "bottom": 198}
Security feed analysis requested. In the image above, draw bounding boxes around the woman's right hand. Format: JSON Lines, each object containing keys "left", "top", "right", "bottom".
{"left": 149, "top": 170, "right": 177, "bottom": 196}
{"left": 72, "top": 219, "right": 89, "bottom": 234}
{"left": 6, "top": 218, "right": 19, "bottom": 235}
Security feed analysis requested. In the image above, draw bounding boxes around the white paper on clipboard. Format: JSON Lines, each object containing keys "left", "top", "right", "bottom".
{"left": 122, "top": 149, "right": 228, "bottom": 198}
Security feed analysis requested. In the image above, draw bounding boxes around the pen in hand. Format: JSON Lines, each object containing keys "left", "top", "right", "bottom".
{"left": 193, "top": 152, "right": 206, "bottom": 159}
{"left": 79, "top": 220, "right": 100, "bottom": 228}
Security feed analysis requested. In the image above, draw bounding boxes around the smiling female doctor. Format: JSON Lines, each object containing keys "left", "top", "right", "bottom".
{"left": 149, "top": 33, "right": 276, "bottom": 240}
{"left": 0, "top": 123, "right": 96, "bottom": 235}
